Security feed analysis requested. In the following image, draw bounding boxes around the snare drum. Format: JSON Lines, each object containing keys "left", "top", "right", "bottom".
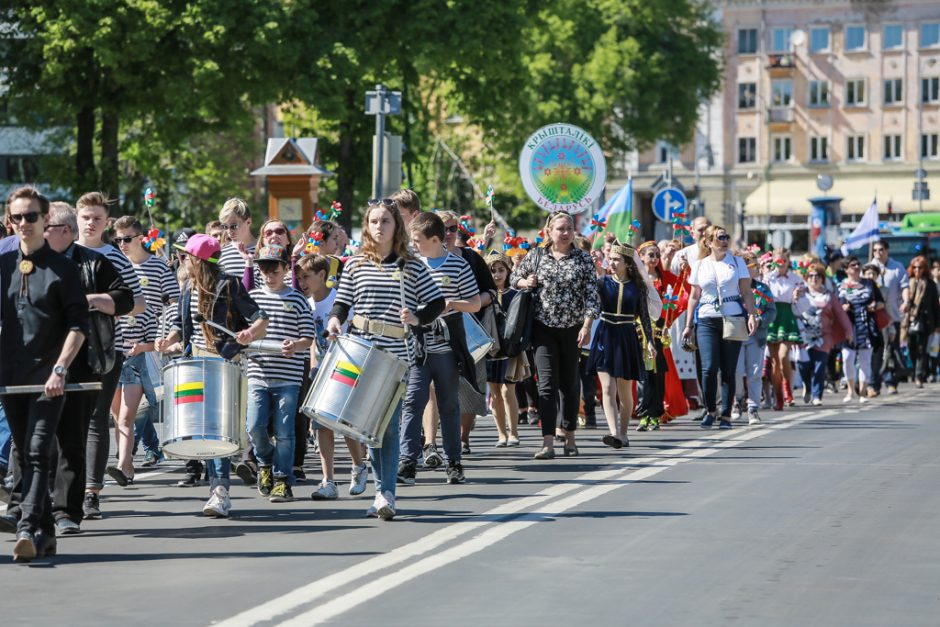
{"left": 301, "top": 335, "right": 408, "bottom": 447}
{"left": 161, "top": 357, "right": 247, "bottom": 459}
{"left": 463, "top": 312, "right": 494, "bottom": 363}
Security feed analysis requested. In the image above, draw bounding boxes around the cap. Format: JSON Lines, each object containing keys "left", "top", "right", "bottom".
{"left": 173, "top": 233, "right": 220, "bottom": 263}
{"left": 254, "top": 243, "right": 288, "bottom": 264}
{"left": 172, "top": 227, "right": 197, "bottom": 245}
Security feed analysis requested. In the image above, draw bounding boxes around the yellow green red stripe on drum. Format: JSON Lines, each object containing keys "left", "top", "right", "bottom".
{"left": 174, "top": 381, "right": 205, "bottom": 404}
{"left": 331, "top": 360, "right": 361, "bottom": 387}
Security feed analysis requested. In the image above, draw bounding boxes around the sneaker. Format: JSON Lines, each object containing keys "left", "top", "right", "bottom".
{"left": 461, "top": 442, "right": 472, "bottom": 455}
{"left": 56, "top": 518, "right": 81, "bottom": 535}
{"left": 12, "top": 530, "right": 37, "bottom": 563}
{"left": 517, "top": 411, "right": 529, "bottom": 425}
{"left": 311, "top": 479, "right": 339, "bottom": 501}
{"left": 700, "top": 415, "right": 716, "bottom": 429}
{"left": 35, "top": 530, "right": 57, "bottom": 558}
{"left": 366, "top": 494, "right": 380, "bottom": 518}
{"left": 842, "top": 393, "right": 854, "bottom": 403}
{"left": 293, "top": 467, "right": 307, "bottom": 483}
{"left": 349, "top": 462, "right": 368, "bottom": 496}
{"left": 270, "top": 481, "right": 294, "bottom": 503}
{"left": 82, "top": 492, "right": 101, "bottom": 519}
{"left": 176, "top": 471, "right": 201, "bottom": 488}
{"left": 802, "top": 386, "right": 812, "bottom": 404}
{"left": 718, "top": 419, "right": 733, "bottom": 430}
{"left": 648, "top": 416, "right": 661, "bottom": 431}
{"left": 203, "top": 486, "right": 231, "bottom": 517}
{"left": 257, "top": 466, "right": 274, "bottom": 496}
{"left": 141, "top": 449, "right": 164, "bottom": 467}
{"left": 235, "top": 461, "right": 258, "bottom": 486}
{"left": 747, "top": 410, "right": 762, "bottom": 426}
{"left": 377, "top": 491, "right": 396, "bottom": 520}
{"left": 422, "top": 444, "right": 443, "bottom": 469}
{"left": 533, "top": 447, "right": 555, "bottom": 460}
{"left": 859, "top": 396, "right": 869, "bottom": 404}
{"left": 811, "top": 398, "right": 823, "bottom": 407}
{"left": 397, "top": 460, "right": 416, "bottom": 485}
{"left": 445, "top": 461, "right": 466, "bottom": 484}
{"left": 886, "top": 386, "right": 898, "bottom": 395}
{"left": 730, "top": 405, "right": 742, "bottom": 421}
{"left": 636, "top": 417, "right": 649, "bottom": 432}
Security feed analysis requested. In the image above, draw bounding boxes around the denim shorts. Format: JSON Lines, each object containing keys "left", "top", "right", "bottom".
{"left": 118, "top": 353, "right": 152, "bottom": 386}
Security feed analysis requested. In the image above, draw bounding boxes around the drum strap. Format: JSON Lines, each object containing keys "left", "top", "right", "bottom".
{"left": 351, "top": 314, "right": 408, "bottom": 339}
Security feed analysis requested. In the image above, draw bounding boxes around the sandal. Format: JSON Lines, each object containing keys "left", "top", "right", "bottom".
{"left": 507, "top": 437, "right": 520, "bottom": 447}
{"left": 495, "top": 439, "right": 508, "bottom": 448}
{"left": 602, "top": 434, "right": 623, "bottom": 449}
{"left": 533, "top": 447, "right": 555, "bottom": 460}
{"left": 563, "top": 445, "right": 579, "bottom": 457}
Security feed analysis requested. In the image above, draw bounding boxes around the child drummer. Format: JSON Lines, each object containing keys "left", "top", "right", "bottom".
{"left": 326, "top": 199, "right": 444, "bottom": 520}
{"left": 245, "top": 244, "right": 316, "bottom": 503}
{"left": 399, "top": 212, "right": 480, "bottom": 486}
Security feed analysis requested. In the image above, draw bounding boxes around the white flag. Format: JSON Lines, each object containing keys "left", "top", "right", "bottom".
{"left": 841, "top": 198, "right": 880, "bottom": 255}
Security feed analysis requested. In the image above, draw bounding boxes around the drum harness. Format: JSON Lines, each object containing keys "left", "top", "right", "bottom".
{"left": 348, "top": 258, "right": 415, "bottom": 364}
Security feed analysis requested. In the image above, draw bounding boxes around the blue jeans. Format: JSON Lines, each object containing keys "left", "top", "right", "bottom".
{"left": 400, "top": 353, "right": 461, "bottom": 464}
{"left": 371, "top": 399, "right": 402, "bottom": 498}
{"left": 206, "top": 458, "right": 231, "bottom": 490}
{"left": 798, "top": 348, "right": 828, "bottom": 401}
{"left": 696, "top": 317, "right": 744, "bottom": 417}
{"left": 0, "top": 402, "right": 11, "bottom": 468}
{"left": 246, "top": 383, "right": 299, "bottom": 483}
{"left": 119, "top": 353, "right": 161, "bottom": 455}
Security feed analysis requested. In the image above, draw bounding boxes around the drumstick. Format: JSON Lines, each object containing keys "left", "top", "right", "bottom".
{"left": 0, "top": 383, "right": 103, "bottom": 394}
{"left": 193, "top": 312, "right": 239, "bottom": 340}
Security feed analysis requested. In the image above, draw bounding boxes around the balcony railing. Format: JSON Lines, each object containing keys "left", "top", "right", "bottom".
{"left": 767, "top": 53, "right": 796, "bottom": 69}
{"left": 768, "top": 107, "right": 794, "bottom": 123}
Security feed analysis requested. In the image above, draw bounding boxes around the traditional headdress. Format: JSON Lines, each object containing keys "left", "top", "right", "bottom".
{"left": 609, "top": 238, "right": 634, "bottom": 258}
{"left": 637, "top": 240, "right": 658, "bottom": 254}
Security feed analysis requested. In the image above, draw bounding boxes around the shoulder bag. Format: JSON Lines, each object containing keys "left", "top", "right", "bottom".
{"left": 502, "top": 249, "right": 543, "bottom": 357}
{"left": 716, "top": 259, "right": 748, "bottom": 342}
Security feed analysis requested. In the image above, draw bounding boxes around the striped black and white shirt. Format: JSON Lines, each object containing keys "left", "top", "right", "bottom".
{"left": 420, "top": 252, "right": 478, "bottom": 353}
{"left": 245, "top": 286, "right": 315, "bottom": 386}
{"left": 219, "top": 242, "right": 263, "bottom": 286}
{"left": 133, "top": 255, "right": 180, "bottom": 340}
{"left": 333, "top": 255, "right": 443, "bottom": 363}
{"left": 86, "top": 244, "right": 143, "bottom": 351}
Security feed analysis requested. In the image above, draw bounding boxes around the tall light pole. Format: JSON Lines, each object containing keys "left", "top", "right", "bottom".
{"left": 364, "top": 84, "right": 402, "bottom": 198}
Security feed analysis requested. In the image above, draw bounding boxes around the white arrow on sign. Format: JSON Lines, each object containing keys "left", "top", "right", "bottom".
{"left": 664, "top": 191, "right": 683, "bottom": 215}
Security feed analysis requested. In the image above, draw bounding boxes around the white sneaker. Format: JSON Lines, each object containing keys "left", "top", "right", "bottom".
{"left": 747, "top": 410, "right": 761, "bottom": 426}
{"left": 811, "top": 398, "right": 823, "bottom": 406}
{"left": 349, "top": 463, "right": 368, "bottom": 496}
{"left": 842, "top": 393, "right": 853, "bottom": 403}
{"left": 311, "top": 479, "right": 339, "bottom": 501}
{"left": 202, "top": 486, "right": 231, "bottom": 518}
{"left": 858, "top": 396, "right": 868, "bottom": 404}
{"left": 366, "top": 493, "right": 381, "bottom": 518}
{"left": 377, "top": 491, "right": 396, "bottom": 520}
{"left": 730, "top": 406, "right": 742, "bottom": 421}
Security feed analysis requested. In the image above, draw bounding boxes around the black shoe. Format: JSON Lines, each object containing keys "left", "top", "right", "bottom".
{"left": 397, "top": 460, "right": 416, "bottom": 485}
{"left": 293, "top": 467, "right": 307, "bottom": 483}
{"left": 518, "top": 411, "right": 529, "bottom": 425}
{"left": 0, "top": 512, "right": 17, "bottom": 534}
{"left": 176, "top": 472, "right": 201, "bottom": 488}
{"left": 584, "top": 416, "right": 597, "bottom": 429}
{"left": 82, "top": 492, "right": 101, "bottom": 519}
{"left": 461, "top": 442, "right": 472, "bottom": 455}
{"left": 445, "top": 461, "right": 466, "bottom": 484}
{"left": 106, "top": 466, "right": 130, "bottom": 487}
{"left": 718, "top": 419, "right": 733, "bottom": 430}
{"left": 700, "top": 415, "right": 716, "bottom": 429}
{"left": 602, "top": 434, "right": 623, "bottom": 449}
{"left": 235, "top": 461, "right": 258, "bottom": 486}
{"left": 35, "top": 530, "right": 57, "bottom": 558}
{"left": 12, "top": 530, "right": 37, "bottom": 563}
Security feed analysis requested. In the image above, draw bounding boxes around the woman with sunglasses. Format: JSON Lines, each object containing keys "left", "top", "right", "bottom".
{"left": 792, "top": 261, "right": 853, "bottom": 406}
{"left": 682, "top": 226, "right": 758, "bottom": 429}
{"left": 900, "top": 255, "right": 940, "bottom": 388}
{"left": 763, "top": 248, "right": 805, "bottom": 410}
{"left": 837, "top": 255, "right": 884, "bottom": 403}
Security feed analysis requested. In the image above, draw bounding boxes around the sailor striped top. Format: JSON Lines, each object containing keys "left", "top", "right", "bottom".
{"left": 420, "top": 252, "right": 479, "bottom": 354}
{"left": 133, "top": 255, "right": 180, "bottom": 340}
{"left": 245, "top": 286, "right": 316, "bottom": 385}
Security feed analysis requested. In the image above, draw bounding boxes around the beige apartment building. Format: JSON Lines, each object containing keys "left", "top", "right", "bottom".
{"left": 616, "top": 0, "right": 940, "bottom": 251}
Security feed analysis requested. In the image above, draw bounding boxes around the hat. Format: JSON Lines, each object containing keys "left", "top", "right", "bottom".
{"left": 172, "top": 227, "right": 197, "bottom": 245}
{"left": 254, "top": 243, "right": 288, "bottom": 264}
{"left": 173, "top": 233, "right": 220, "bottom": 263}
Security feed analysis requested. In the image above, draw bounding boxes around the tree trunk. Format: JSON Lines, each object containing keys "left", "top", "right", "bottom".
{"left": 100, "top": 108, "right": 120, "bottom": 205}
{"left": 75, "top": 105, "right": 96, "bottom": 191}
{"left": 335, "top": 89, "right": 357, "bottom": 232}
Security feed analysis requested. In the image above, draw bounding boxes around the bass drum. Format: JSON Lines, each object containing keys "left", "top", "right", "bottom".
{"left": 161, "top": 357, "right": 247, "bottom": 459}
{"left": 301, "top": 334, "right": 408, "bottom": 447}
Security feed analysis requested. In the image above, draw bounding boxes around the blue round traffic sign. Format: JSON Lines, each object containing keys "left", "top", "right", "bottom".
{"left": 652, "top": 187, "right": 687, "bottom": 222}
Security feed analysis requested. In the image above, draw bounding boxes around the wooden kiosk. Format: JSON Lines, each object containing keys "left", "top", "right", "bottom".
{"left": 250, "top": 138, "right": 333, "bottom": 234}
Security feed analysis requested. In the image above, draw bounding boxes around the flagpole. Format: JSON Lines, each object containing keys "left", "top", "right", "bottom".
{"left": 868, "top": 193, "right": 877, "bottom": 261}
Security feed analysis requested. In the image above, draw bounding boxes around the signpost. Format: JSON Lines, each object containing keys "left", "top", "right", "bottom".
{"left": 652, "top": 186, "right": 687, "bottom": 222}
{"left": 913, "top": 169, "right": 930, "bottom": 204}
{"left": 364, "top": 84, "right": 402, "bottom": 198}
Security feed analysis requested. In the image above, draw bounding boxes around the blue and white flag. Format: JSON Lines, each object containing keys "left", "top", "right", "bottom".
{"left": 583, "top": 178, "right": 632, "bottom": 245}
{"left": 841, "top": 198, "right": 880, "bottom": 255}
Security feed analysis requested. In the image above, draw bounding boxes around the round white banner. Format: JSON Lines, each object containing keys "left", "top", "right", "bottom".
{"left": 518, "top": 123, "right": 607, "bottom": 214}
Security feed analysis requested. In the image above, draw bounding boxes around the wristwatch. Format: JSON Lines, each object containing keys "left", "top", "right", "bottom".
{"left": 53, "top": 365, "right": 68, "bottom": 377}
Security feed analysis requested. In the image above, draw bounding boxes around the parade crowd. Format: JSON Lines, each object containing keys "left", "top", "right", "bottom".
{"left": 1, "top": 185, "right": 938, "bottom": 563}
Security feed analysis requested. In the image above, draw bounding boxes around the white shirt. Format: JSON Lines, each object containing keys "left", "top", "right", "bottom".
{"left": 670, "top": 242, "right": 702, "bottom": 275}
{"left": 690, "top": 254, "right": 749, "bottom": 318}
{"left": 764, "top": 269, "right": 804, "bottom": 304}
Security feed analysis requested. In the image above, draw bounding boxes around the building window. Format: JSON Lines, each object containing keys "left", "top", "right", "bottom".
{"left": 809, "top": 80, "right": 830, "bottom": 107}
{"left": 922, "top": 23, "right": 940, "bottom": 48}
{"left": 810, "top": 27, "right": 830, "bottom": 53}
{"left": 738, "top": 137, "right": 757, "bottom": 163}
{"left": 738, "top": 28, "right": 758, "bottom": 54}
{"left": 884, "top": 78, "right": 903, "bottom": 105}
{"left": 810, "top": 136, "right": 829, "bottom": 162}
{"left": 738, "top": 82, "right": 757, "bottom": 109}
{"left": 883, "top": 134, "right": 902, "bottom": 160}
{"left": 922, "top": 133, "right": 939, "bottom": 159}
{"left": 771, "top": 27, "right": 793, "bottom": 53}
{"left": 655, "top": 141, "right": 678, "bottom": 164}
{"left": 847, "top": 135, "right": 866, "bottom": 161}
{"left": 922, "top": 77, "right": 940, "bottom": 103}
{"left": 845, "top": 25, "right": 866, "bottom": 52}
{"left": 846, "top": 79, "right": 866, "bottom": 106}
{"left": 772, "top": 135, "right": 792, "bottom": 162}
{"left": 771, "top": 79, "right": 793, "bottom": 107}
{"left": 883, "top": 24, "right": 903, "bottom": 50}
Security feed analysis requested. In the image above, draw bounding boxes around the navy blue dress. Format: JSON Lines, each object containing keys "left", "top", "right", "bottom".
{"left": 586, "top": 276, "right": 646, "bottom": 380}
{"left": 486, "top": 288, "right": 518, "bottom": 384}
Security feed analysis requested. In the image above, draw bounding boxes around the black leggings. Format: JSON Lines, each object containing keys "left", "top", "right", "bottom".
{"left": 532, "top": 321, "right": 581, "bottom": 437}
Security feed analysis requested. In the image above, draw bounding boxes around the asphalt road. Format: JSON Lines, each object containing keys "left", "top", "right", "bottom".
{"left": 2, "top": 385, "right": 939, "bottom": 626}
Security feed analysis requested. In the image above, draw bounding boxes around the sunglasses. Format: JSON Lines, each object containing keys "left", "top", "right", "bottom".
{"left": 848, "top": 263, "right": 861, "bottom": 268}
{"left": 715, "top": 234, "right": 731, "bottom": 242}
{"left": 45, "top": 224, "right": 69, "bottom": 232}
{"left": 807, "top": 273, "right": 821, "bottom": 278}
{"left": 444, "top": 225, "right": 459, "bottom": 233}
{"left": 263, "top": 227, "right": 287, "bottom": 237}
{"left": 113, "top": 236, "right": 137, "bottom": 245}
{"left": 368, "top": 198, "right": 397, "bottom": 208}
{"left": 873, "top": 248, "right": 886, "bottom": 253}
{"left": 9, "top": 211, "right": 40, "bottom": 224}
{"left": 220, "top": 222, "right": 241, "bottom": 231}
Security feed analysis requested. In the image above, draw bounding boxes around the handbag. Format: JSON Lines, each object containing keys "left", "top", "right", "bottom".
{"left": 480, "top": 300, "right": 505, "bottom": 358}
{"left": 714, "top": 259, "right": 748, "bottom": 342}
{"left": 502, "top": 249, "right": 543, "bottom": 357}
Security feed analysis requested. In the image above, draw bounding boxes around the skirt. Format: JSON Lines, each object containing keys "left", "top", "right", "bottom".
{"left": 485, "top": 354, "right": 530, "bottom": 385}
{"left": 766, "top": 302, "right": 802, "bottom": 343}
{"left": 585, "top": 320, "right": 644, "bottom": 381}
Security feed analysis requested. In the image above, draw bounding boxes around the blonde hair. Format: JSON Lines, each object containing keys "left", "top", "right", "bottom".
{"left": 219, "top": 197, "right": 250, "bottom": 222}
{"left": 358, "top": 203, "right": 415, "bottom": 265}
{"left": 697, "top": 225, "right": 727, "bottom": 260}
{"left": 435, "top": 209, "right": 459, "bottom": 223}
{"left": 76, "top": 191, "right": 114, "bottom": 214}
{"left": 543, "top": 211, "right": 574, "bottom": 248}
